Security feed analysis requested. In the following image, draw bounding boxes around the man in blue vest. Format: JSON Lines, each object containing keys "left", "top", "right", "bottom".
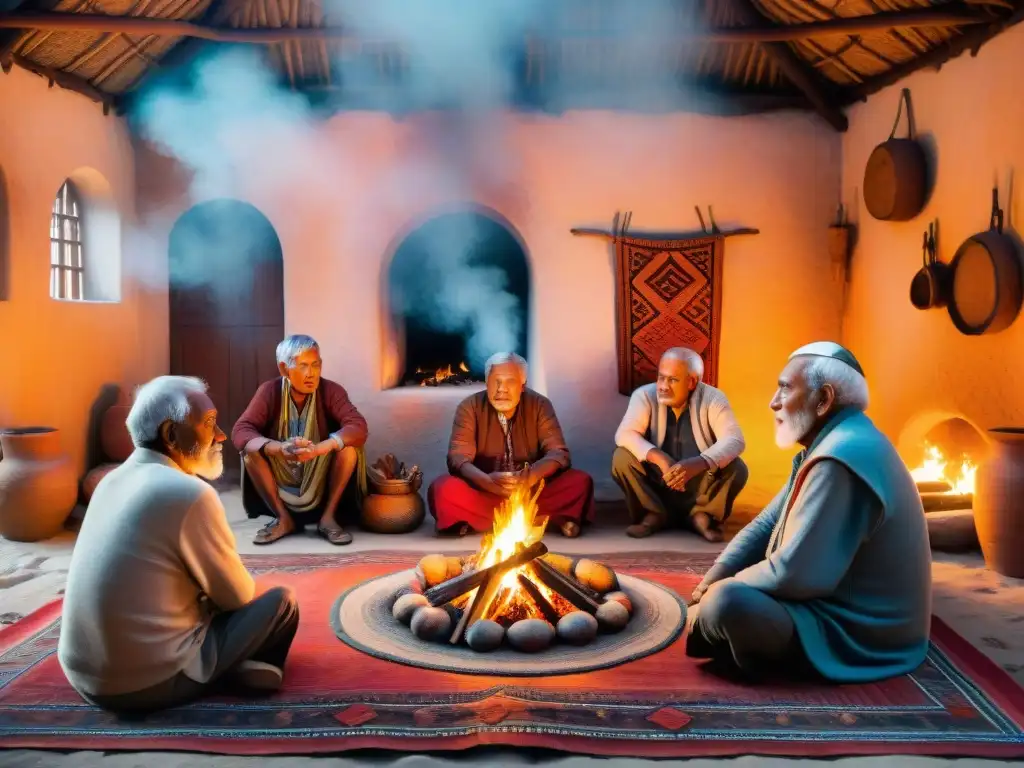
{"left": 685, "top": 342, "right": 931, "bottom": 683}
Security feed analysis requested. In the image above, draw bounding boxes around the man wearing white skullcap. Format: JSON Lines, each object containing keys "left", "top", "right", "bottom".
{"left": 685, "top": 342, "right": 932, "bottom": 683}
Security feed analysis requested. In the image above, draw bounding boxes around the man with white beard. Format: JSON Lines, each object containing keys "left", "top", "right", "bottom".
{"left": 684, "top": 342, "right": 931, "bottom": 683}
{"left": 59, "top": 376, "right": 299, "bottom": 713}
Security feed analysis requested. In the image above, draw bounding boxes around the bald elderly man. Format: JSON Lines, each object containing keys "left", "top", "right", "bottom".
{"left": 685, "top": 342, "right": 931, "bottom": 683}
{"left": 613, "top": 347, "right": 748, "bottom": 541}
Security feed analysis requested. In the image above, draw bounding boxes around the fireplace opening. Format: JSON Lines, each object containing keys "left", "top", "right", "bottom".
{"left": 905, "top": 416, "right": 990, "bottom": 513}
{"left": 388, "top": 210, "right": 530, "bottom": 388}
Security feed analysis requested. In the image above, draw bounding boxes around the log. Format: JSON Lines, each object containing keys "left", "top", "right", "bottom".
{"left": 921, "top": 493, "right": 973, "bottom": 513}
{"left": 917, "top": 480, "right": 953, "bottom": 494}
{"left": 425, "top": 540, "right": 547, "bottom": 606}
{"left": 449, "top": 574, "right": 487, "bottom": 644}
{"left": 450, "top": 573, "right": 503, "bottom": 645}
{"left": 0, "top": 7, "right": 992, "bottom": 43}
{"left": 532, "top": 559, "right": 601, "bottom": 614}
{"left": 516, "top": 573, "right": 561, "bottom": 625}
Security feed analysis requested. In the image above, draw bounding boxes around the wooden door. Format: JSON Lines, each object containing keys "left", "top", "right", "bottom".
{"left": 168, "top": 200, "right": 284, "bottom": 483}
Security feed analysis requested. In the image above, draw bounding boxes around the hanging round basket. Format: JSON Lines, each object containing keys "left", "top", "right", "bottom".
{"left": 863, "top": 88, "right": 928, "bottom": 222}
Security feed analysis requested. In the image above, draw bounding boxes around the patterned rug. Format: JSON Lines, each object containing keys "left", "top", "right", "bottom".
{"left": 613, "top": 233, "right": 724, "bottom": 395}
{"left": 0, "top": 551, "right": 1023, "bottom": 758}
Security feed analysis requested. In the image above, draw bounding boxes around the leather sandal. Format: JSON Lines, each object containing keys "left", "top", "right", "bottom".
{"left": 253, "top": 519, "right": 292, "bottom": 545}
{"left": 317, "top": 524, "right": 353, "bottom": 546}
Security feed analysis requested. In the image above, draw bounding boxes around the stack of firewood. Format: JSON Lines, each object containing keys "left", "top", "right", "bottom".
{"left": 367, "top": 453, "right": 420, "bottom": 485}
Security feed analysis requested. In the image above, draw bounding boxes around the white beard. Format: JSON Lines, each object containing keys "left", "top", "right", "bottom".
{"left": 194, "top": 449, "right": 224, "bottom": 480}
{"left": 774, "top": 409, "right": 815, "bottom": 449}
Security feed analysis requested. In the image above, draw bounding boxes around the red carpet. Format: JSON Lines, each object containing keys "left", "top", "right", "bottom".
{"left": 1, "top": 551, "right": 1023, "bottom": 758}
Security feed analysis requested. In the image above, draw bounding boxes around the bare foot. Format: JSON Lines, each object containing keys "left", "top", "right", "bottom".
{"left": 691, "top": 512, "right": 723, "bottom": 543}
{"left": 626, "top": 522, "right": 655, "bottom": 538}
{"left": 559, "top": 520, "right": 581, "bottom": 538}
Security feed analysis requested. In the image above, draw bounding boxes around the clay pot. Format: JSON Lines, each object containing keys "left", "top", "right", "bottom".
{"left": 0, "top": 427, "right": 78, "bottom": 542}
{"left": 360, "top": 491, "right": 425, "bottom": 534}
{"left": 972, "top": 427, "right": 1024, "bottom": 578}
{"left": 100, "top": 404, "right": 134, "bottom": 462}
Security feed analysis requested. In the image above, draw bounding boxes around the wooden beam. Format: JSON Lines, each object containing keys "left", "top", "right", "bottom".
{"left": 0, "top": 6, "right": 993, "bottom": 44}
{"left": 730, "top": 0, "right": 849, "bottom": 131}
{"left": 10, "top": 52, "right": 113, "bottom": 109}
{"left": 843, "top": 3, "right": 1024, "bottom": 103}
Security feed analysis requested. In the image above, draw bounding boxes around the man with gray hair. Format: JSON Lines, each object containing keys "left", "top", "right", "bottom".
{"left": 685, "top": 342, "right": 931, "bottom": 683}
{"left": 59, "top": 376, "right": 299, "bottom": 713}
{"left": 428, "top": 352, "right": 595, "bottom": 537}
{"left": 613, "top": 346, "right": 748, "bottom": 541}
{"left": 233, "top": 334, "right": 369, "bottom": 546}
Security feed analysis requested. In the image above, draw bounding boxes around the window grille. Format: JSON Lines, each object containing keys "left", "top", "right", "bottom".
{"left": 50, "top": 180, "right": 85, "bottom": 300}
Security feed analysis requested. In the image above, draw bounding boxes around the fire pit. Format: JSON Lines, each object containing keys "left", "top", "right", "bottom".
{"left": 332, "top": 482, "right": 686, "bottom": 675}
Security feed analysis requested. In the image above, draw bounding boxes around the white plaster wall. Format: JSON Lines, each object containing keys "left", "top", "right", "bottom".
{"left": 139, "top": 108, "right": 843, "bottom": 503}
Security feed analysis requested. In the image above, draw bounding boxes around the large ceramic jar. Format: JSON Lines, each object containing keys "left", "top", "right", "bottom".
{"left": 360, "top": 471, "right": 426, "bottom": 534}
{"left": 972, "top": 427, "right": 1024, "bottom": 578}
{"left": 100, "top": 404, "right": 134, "bottom": 463}
{"left": 0, "top": 427, "right": 78, "bottom": 542}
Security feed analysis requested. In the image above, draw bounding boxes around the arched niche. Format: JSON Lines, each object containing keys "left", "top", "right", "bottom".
{"left": 168, "top": 198, "right": 285, "bottom": 481}
{"left": 898, "top": 410, "right": 992, "bottom": 493}
{"left": 383, "top": 207, "right": 531, "bottom": 389}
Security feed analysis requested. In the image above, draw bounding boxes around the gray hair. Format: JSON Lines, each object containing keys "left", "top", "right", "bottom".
{"left": 276, "top": 334, "right": 319, "bottom": 367}
{"left": 126, "top": 375, "right": 209, "bottom": 447}
{"left": 484, "top": 352, "right": 528, "bottom": 382}
{"left": 661, "top": 347, "right": 704, "bottom": 382}
{"left": 801, "top": 356, "right": 870, "bottom": 411}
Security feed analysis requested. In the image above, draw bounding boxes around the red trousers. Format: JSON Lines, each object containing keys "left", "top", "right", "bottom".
{"left": 427, "top": 469, "right": 595, "bottom": 533}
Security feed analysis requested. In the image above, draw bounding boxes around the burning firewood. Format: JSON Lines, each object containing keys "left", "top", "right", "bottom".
{"left": 531, "top": 559, "right": 601, "bottom": 614}
{"left": 450, "top": 573, "right": 503, "bottom": 645}
{"left": 516, "top": 573, "right": 561, "bottom": 626}
{"left": 424, "top": 540, "right": 548, "bottom": 607}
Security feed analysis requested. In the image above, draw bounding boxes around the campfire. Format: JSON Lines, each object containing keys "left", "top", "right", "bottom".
{"left": 909, "top": 442, "right": 977, "bottom": 513}
{"left": 392, "top": 481, "right": 632, "bottom": 652}
{"left": 408, "top": 361, "right": 481, "bottom": 387}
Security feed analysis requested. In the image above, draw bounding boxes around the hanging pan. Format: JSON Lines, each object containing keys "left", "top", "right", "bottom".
{"left": 910, "top": 220, "right": 950, "bottom": 310}
{"left": 863, "top": 88, "right": 928, "bottom": 222}
{"left": 946, "top": 187, "right": 1023, "bottom": 335}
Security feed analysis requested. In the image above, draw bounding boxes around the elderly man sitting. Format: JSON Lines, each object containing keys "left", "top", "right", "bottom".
{"left": 233, "top": 334, "right": 368, "bottom": 546}
{"left": 58, "top": 376, "right": 299, "bottom": 714}
{"left": 428, "top": 352, "right": 595, "bottom": 538}
{"left": 685, "top": 342, "right": 931, "bottom": 683}
{"left": 613, "top": 347, "right": 748, "bottom": 542}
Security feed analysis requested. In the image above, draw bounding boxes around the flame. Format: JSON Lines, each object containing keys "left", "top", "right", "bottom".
{"left": 418, "top": 361, "right": 470, "bottom": 386}
{"left": 458, "top": 480, "right": 573, "bottom": 622}
{"left": 909, "top": 442, "right": 976, "bottom": 495}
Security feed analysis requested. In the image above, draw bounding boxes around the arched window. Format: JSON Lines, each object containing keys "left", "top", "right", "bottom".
{"left": 50, "top": 180, "right": 85, "bottom": 301}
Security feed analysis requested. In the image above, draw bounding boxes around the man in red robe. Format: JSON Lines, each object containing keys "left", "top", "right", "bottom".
{"left": 232, "top": 335, "right": 368, "bottom": 546}
{"left": 427, "top": 352, "right": 595, "bottom": 538}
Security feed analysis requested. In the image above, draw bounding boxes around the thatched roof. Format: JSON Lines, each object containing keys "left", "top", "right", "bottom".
{"left": 1, "top": 0, "right": 1021, "bottom": 130}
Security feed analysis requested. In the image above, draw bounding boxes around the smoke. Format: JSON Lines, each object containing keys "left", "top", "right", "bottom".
{"left": 125, "top": 1, "right": 701, "bottom": 353}
{"left": 389, "top": 212, "right": 524, "bottom": 370}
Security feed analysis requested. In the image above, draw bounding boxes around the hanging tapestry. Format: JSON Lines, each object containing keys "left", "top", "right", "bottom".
{"left": 613, "top": 233, "right": 725, "bottom": 396}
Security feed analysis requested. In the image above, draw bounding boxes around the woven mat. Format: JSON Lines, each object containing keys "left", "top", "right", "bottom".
{"left": 332, "top": 569, "right": 685, "bottom": 675}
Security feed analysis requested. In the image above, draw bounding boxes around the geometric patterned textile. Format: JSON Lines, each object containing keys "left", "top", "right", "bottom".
{"left": 616, "top": 234, "right": 724, "bottom": 395}
{"left": 1, "top": 551, "right": 1023, "bottom": 759}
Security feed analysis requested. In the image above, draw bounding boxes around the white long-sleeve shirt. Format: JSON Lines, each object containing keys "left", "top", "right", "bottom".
{"left": 58, "top": 449, "right": 254, "bottom": 697}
